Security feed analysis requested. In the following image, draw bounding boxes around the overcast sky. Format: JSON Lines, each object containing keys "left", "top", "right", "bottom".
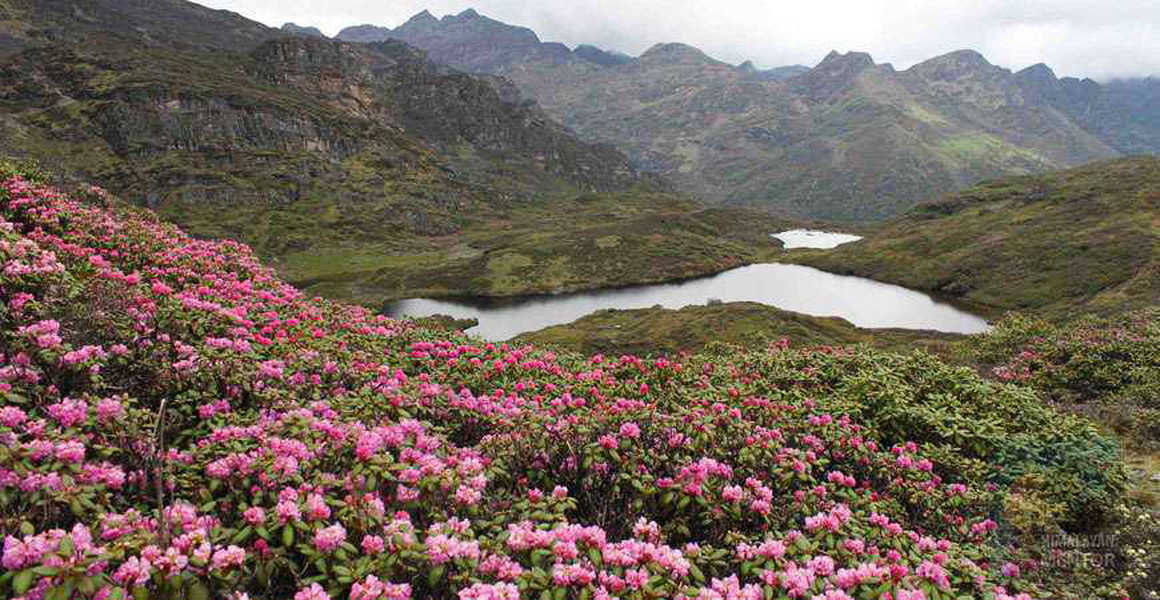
{"left": 196, "top": 0, "right": 1159, "bottom": 80}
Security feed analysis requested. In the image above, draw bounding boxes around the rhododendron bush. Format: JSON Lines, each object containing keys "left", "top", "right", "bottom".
{"left": 0, "top": 173, "right": 1128, "bottom": 600}
{"left": 966, "top": 310, "right": 1160, "bottom": 450}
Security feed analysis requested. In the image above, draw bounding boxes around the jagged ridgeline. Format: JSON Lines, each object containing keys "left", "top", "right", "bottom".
{"left": 331, "top": 8, "right": 1160, "bottom": 222}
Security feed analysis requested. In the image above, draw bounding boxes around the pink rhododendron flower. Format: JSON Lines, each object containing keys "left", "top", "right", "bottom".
{"left": 313, "top": 523, "right": 346, "bottom": 553}
{"left": 294, "top": 583, "right": 330, "bottom": 600}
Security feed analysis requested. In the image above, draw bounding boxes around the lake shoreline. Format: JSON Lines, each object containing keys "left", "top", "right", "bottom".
{"left": 383, "top": 263, "right": 994, "bottom": 340}
{"left": 380, "top": 258, "right": 997, "bottom": 320}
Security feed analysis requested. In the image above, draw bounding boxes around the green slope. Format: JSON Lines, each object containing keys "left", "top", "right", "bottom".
{"left": 789, "top": 157, "right": 1160, "bottom": 319}
{"left": 515, "top": 301, "right": 961, "bottom": 357}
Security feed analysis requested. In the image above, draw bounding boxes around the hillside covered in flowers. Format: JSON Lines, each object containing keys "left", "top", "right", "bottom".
{"left": 0, "top": 169, "right": 1138, "bottom": 599}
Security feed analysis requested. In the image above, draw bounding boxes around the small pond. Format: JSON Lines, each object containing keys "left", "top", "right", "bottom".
{"left": 771, "top": 229, "right": 864, "bottom": 249}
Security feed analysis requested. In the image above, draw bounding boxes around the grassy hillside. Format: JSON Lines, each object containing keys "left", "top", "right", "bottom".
{"left": 517, "top": 302, "right": 961, "bottom": 357}
{"left": 251, "top": 191, "right": 792, "bottom": 303}
{"left": 790, "top": 157, "right": 1159, "bottom": 319}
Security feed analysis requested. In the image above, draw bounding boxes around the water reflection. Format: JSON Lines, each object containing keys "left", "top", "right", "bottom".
{"left": 383, "top": 263, "right": 990, "bottom": 340}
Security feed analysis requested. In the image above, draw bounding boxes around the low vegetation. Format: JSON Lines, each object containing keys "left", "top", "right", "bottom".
{"left": 516, "top": 302, "right": 961, "bottom": 358}
{"left": 260, "top": 191, "right": 792, "bottom": 305}
{"left": 963, "top": 309, "right": 1160, "bottom": 447}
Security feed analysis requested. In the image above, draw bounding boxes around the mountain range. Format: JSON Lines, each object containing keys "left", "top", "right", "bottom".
{"left": 318, "top": 8, "right": 1160, "bottom": 221}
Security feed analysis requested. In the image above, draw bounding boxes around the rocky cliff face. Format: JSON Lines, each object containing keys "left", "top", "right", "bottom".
{"left": 2, "top": 0, "right": 279, "bottom": 55}
{"left": 248, "top": 37, "right": 636, "bottom": 190}
{"left": 336, "top": 8, "right": 620, "bottom": 73}
{"left": 281, "top": 23, "right": 326, "bottom": 38}
{"left": 0, "top": 5, "right": 644, "bottom": 251}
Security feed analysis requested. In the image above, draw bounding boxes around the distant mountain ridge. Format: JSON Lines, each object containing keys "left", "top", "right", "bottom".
{"left": 281, "top": 23, "right": 325, "bottom": 38}
{"left": 322, "top": 8, "right": 1160, "bottom": 221}
{"left": 334, "top": 8, "right": 627, "bottom": 73}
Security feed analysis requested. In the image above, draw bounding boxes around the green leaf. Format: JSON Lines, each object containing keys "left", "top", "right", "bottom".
{"left": 12, "top": 570, "right": 33, "bottom": 595}
{"left": 46, "top": 583, "right": 73, "bottom": 600}
{"left": 427, "top": 565, "right": 445, "bottom": 587}
{"left": 186, "top": 581, "right": 210, "bottom": 600}
{"left": 282, "top": 525, "right": 295, "bottom": 548}
{"left": 31, "top": 566, "right": 58, "bottom": 577}
{"left": 58, "top": 536, "right": 75, "bottom": 557}
{"left": 232, "top": 526, "right": 253, "bottom": 544}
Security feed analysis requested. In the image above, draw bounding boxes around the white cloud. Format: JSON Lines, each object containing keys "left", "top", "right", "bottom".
{"left": 196, "top": 0, "right": 1160, "bottom": 79}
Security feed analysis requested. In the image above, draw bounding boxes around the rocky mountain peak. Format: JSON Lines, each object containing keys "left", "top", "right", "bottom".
{"left": 909, "top": 49, "right": 1001, "bottom": 80}
{"left": 1015, "top": 63, "right": 1062, "bottom": 98}
{"left": 335, "top": 24, "right": 391, "bottom": 43}
{"left": 281, "top": 23, "right": 326, "bottom": 38}
{"left": 816, "top": 50, "right": 875, "bottom": 71}
{"left": 397, "top": 9, "right": 438, "bottom": 31}
{"left": 638, "top": 42, "right": 715, "bottom": 66}
{"left": 789, "top": 50, "right": 875, "bottom": 99}
{"left": 1018, "top": 62, "right": 1057, "bottom": 81}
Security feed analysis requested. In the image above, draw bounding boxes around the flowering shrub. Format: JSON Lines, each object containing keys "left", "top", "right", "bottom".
{"left": 967, "top": 311, "right": 1160, "bottom": 449}
{"left": 0, "top": 172, "right": 1130, "bottom": 599}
